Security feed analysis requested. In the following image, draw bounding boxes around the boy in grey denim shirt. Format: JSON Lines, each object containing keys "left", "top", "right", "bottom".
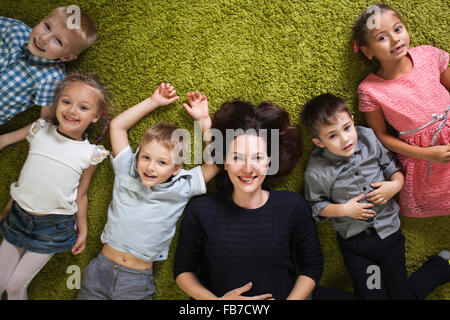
{"left": 301, "top": 93, "right": 450, "bottom": 300}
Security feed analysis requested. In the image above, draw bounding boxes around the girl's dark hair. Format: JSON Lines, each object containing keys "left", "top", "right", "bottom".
{"left": 353, "top": 3, "right": 404, "bottom": 64}
{"left": 52, "top": 71, "right": 111, "bottom": 143}
{"left": 300, "top": 93, "right": 351, "bottom": 138}
{"left": 211, "top": 99, "right": 302, "bottom": 194}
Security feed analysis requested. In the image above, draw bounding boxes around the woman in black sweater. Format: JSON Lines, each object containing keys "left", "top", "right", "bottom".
{"left": 173, "top": 100, "right": 324, "bottom": 300}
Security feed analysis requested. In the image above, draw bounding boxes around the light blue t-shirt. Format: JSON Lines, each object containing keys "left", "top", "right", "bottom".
{"left": 101, "top": 145, "right": 206, "bottom": 262}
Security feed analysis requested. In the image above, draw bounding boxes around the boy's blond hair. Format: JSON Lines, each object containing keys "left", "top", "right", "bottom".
{"left": 48, "top": 6, "right": 97, "bottom": 54}
{"left": 139, "top": 122, "right": 189, "bottom": 165}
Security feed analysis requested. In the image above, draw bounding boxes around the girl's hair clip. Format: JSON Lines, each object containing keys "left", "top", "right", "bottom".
{"left": 353, "top": 40, "right": 360, "bottom": 53}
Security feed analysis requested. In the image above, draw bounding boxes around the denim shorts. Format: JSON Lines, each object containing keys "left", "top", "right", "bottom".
{"left": 0, "top": 201, "right": 77, "bottom": 254}
{"left": 77, "top": 252, "right": 156, "bottom": 300}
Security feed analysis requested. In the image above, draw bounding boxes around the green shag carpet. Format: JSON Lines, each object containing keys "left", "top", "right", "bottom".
{"left": 0, "top": 0, "right": 449, "bottom": 300}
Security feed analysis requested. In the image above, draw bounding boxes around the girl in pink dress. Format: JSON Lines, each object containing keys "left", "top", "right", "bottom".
{"left": 352, "top": 4, "right": 450, "bottom": 218}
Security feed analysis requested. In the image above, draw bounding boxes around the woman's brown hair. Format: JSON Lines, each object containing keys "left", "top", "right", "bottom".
{"left": 211, "top": 99, "right": 302, "bottom": 194}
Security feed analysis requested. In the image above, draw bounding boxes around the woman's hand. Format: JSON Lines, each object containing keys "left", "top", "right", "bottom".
{"left": 219, "top": 282, "right": 274, "bottom": 300}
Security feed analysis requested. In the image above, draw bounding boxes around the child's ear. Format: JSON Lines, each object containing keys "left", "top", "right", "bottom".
{"left": 172, "top": 164, "right": 182, "bottom": 177}
{"left": 360, "top": 46, "right": 373, "bottom": 60}
{"left": 91, "top": 113, "right": 102, "bottom": 124}
{"left": 60, "top": 54, "right": 78, "bottom": 62}
{"left": 311, "top": 137, "right": 324, "bottom": 148}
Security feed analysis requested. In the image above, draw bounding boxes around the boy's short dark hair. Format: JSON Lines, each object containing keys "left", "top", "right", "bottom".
{"left": 300, "top": 93, "right": 352, "bottom": 137}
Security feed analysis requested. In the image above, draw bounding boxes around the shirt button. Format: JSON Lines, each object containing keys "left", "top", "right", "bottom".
{"left": 363, "top": 187, "right": 367, "bottom": 191}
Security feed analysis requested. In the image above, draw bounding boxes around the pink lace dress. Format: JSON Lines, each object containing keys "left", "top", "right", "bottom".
{"left": 358, "top": 45, "right": 449, "bottom": 218}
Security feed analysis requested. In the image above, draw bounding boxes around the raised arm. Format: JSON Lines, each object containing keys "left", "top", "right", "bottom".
{"left": 109, "top": 83, "right": 179, "bottom": 156}
{"left": 182, "top": 91, "right": 219, "bottom": 183}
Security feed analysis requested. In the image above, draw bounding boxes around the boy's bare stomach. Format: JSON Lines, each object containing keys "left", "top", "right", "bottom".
{"left": 101, "top": 243, "right": 153, "bottom": 271}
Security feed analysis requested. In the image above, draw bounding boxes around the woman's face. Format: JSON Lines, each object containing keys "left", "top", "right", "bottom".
{"left": 224, "top": 134, "right": 270, "bottom": 195}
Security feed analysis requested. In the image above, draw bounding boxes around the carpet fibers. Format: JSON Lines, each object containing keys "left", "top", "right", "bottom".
{"left": 0, "top": 0, "right": 448, "bottom": 300}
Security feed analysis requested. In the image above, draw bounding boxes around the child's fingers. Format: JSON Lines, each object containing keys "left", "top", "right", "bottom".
{"left": 362, "top": 208, "right": 375, "bottom": 214}
{"left": 368, "top": 193, "right": 384, "bottom": 202}
{"left": 350, "top": 194, "right": 365, "bottom": 202}
{"left": 360, "top": 202, "right": 374, "bottom": 208}
{"left": 71, "top": 243, "right": 82, "bottom": 255}
{"left": 370, "top": 182, "right": 383, "bottom": 188}
{"left": 168, "top": 96, "right": 180, "bottom": 104}
{"left": 187, "top": 92, "right": 194, "bottom": 103}
{"left": 366, "top": 190, "right": 380, "bottom": 199}
{"left": 182, "top": 103, "right": 194, "bottom": 115}
{"left": 359, "top": 212, "right": 375, "bottom": 220}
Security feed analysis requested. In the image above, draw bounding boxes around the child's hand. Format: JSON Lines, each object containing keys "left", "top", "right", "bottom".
{"left": 342, "top": 194, "right": 375, "bottom": 220}
{"left": 71, "top": 232, "right": 87, "bottom": 255}
{"left": 183, "top": 91, "right": 212, "bottom": 133}
{"left": 150, "top": 83, "right": 180, "bottom": 107}
{"left": 425, "top": 144, "right": 450, "bottom": 163}
{"left": 366, "top": 180, "right": 402, "bottom": 205}
{"left": 183, "top": 91, "right": 211, "bottom": 120}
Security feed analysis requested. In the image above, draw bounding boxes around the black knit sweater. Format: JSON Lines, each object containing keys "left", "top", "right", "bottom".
{"left": 174, "top": 187, "right": 324, "bottom": 300}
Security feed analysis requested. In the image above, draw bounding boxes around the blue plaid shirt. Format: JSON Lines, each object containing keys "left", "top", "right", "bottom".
{"left": 0, "top": 16, "right": 65, "bottom": 125}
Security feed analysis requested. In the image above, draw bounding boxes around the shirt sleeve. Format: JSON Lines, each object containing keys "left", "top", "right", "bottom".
{"left": 184, "top": 166, "right": 207, "bottom": 197}
{"left": 358, "top": 85, "right": 381, "bottom": 113}
{"left": 90, "top": 145, "right": 110, "bottom": 165}
{"left": 304, "top": 169, "right": 332, "bottom": 222}
{"left": 434, "top": 46, "right": 449, "bottom": 74}
{"left": 26, "top": 119, "right": 48, "bottom": 144}
{"left": 375, "top": 136, "right": 402, "bottom": 180}
{"left": 110, "top": 145, "right": 134, "bottom": 176}
{"left": 173, "top": 199, "right": 204, "bottom": 280}
{"left": 33, "top": 78, "right": 61, "bottom": 106}
{"left": 293, "top": 196, "right": 324, "bottom": 284}
{"left": 0, "top": 16, "right": 13, "bottom": 34}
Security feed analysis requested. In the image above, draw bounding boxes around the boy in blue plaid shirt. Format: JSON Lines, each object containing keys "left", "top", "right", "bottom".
{"left": 0, "top": 6, "right": 97, "bottom": 149}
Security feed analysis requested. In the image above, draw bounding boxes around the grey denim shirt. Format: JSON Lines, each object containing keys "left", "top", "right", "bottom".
{"left": 304, "top": 126, "right": 401, "bottom": 240}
